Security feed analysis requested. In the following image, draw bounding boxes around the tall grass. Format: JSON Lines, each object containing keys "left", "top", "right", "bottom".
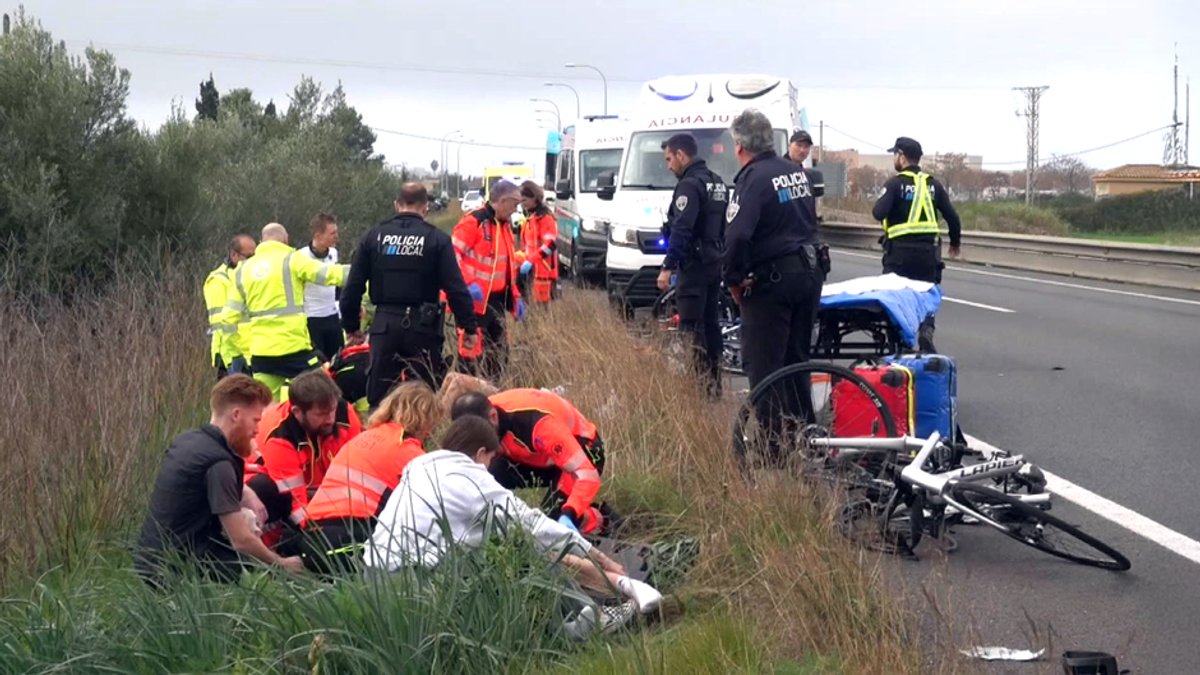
{"left": 506, "top": 294, "right": 924, "bottom": 671}
{"left": 0, "top": 258, "right": 934, "bottom": 672}
{"left": 0, "top": 249, "right": 212, "bottom": 588}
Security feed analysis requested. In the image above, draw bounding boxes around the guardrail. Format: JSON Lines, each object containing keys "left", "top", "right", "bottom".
{"left": 821, "top": 222, "right": 1200, "bottom": 292}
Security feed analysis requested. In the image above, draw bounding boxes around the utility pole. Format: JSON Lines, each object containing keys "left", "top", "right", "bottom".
{"left": 1165, "top": 45, "right": 1187, "bottom": 166}
{"left": 1013, "top": 85, "right": 1049, "bottom": 205}
{"left": 818, "top": 120, "right": 824, "bottom": 164}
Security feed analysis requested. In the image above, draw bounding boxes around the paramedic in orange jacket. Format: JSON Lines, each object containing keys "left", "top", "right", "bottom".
{"left": 517, "top": 180, "right": 558, "bottom": 303}
{"left": 451, "top": 180, "right": 525, "bottom": 381}
{"left": 302, "top": 381, "right": 441, "bottom": 573}
{"left": 449, "top": 388, "right": 611, "bottom": 535}
{"left": 243, "top": 370, "right": 361, "bottom": 534}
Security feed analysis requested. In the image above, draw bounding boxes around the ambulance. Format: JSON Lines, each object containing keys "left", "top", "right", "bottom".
{"left": 601, "top": 74, "right": 804, "bottom": 308}
{"left": 551, "top": 116, "right": 629, "bottom": 284}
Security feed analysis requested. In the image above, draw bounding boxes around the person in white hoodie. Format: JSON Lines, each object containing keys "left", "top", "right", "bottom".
{"left": 364, "top": 415, "right": 662, "bottom": 619}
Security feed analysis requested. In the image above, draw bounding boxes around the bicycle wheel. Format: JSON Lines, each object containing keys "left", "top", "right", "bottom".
{"left": 950, "top": 482, "right": 1131, "bottom": 571}
{"left": 732, "top": 362, "right": 900, "bottom": 481}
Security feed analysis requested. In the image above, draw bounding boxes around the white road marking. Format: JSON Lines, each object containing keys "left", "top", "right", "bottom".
{"left": 831, "top": 248, "right": 1200, "bottom": 308}
{"left": 942, "top": 297, "right": 1015, "bottom": 313}
{"left": 966, "top": 434, "right": 1200, "bottom": 566}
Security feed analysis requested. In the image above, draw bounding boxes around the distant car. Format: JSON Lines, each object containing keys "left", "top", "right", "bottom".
{"left": 460, "top": 189, "right": 484, "bottom": 212}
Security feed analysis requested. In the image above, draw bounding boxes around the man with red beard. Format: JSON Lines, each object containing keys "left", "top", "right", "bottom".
{"left": 135, "top": 375, "right": 306, "bottom": 587}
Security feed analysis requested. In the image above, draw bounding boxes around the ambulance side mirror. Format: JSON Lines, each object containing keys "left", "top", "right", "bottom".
{"left": 597, "top": 171, "right": 615, "bottom": 201}
{"left": 555, "top": 178, "right": 573, "bottom": 200}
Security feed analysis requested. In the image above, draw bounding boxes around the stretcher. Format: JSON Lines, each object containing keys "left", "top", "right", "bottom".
{"left": 813, "top": 274, "right": 942, "bottom": 361}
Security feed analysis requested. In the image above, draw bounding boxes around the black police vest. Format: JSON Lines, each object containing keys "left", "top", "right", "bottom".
{"left": 668, "top": 168, "right": 728, "bottom": 263}
{"left": 369, "top": 216, "right": 441, "bottom": 306}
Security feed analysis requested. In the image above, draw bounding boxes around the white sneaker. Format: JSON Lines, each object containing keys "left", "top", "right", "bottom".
{"left": 598, "top": 600, "right": 638, "bottom": 634}
{"left": 618, "top": 576, "right": 663, "bottom": 614}
{"left": 563, "top": 606, "right": 596, "bottom": 641}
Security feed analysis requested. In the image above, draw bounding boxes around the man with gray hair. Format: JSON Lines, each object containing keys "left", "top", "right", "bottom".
{"left": 451, "top": 180, "right": 526, "bottom": 380}
{"left": 723, "top": 109, "right": 826, "bottom": 391}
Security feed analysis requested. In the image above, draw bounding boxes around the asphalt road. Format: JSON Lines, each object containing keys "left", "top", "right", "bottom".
{"left": 821, "top": 250, "right": 1200, "bottom": 672}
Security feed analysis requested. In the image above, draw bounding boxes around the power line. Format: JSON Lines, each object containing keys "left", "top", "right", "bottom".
{"left": 372, "top": 126, "right": 543, "bottom": 151}
{"left": 822, "top": 124, "right": 890, "bottom": 151}
{"left": 984, "top": 125, "right": 1175, "bottom": 165}
{"left": 67, "top": 40, "right": 1019, "bottom": 93}
{"left": 64, "top": 40, "right": 645, "bottom": 84}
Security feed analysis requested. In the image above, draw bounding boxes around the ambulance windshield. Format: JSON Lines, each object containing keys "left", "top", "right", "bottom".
{"left": 621, "top": 128, "right": 787, "bottom": 189}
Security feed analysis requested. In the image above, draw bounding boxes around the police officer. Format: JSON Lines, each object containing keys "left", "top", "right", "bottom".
{"left": 872, "top": 136, "right": 962, "bottom": 351}
{"left": 341, "top": 182, "right": 478, "bottom": 405}
{"left": 723, "top": 110, "right": 826, "bottom": 391}
{"left": 655, "top": 133, "right": 728, "bottom": 397}
{"left": 786, "top": 130, "right": 825, "bottom": 223}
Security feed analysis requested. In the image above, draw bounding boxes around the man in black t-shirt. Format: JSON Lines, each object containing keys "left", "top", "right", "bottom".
{"left": 135, "top": 375, "right": 305, "bottom": 587}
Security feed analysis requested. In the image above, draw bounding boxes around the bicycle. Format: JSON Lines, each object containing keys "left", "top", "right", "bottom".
{"left": 813, "top": 432, "right": 1131, "bottom": 571}
{"left": 650, "top": 282, "right": 744, "bottom": 374}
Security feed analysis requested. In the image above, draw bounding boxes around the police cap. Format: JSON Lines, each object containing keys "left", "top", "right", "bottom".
{"left": 790, "top": 129, "right": 813, "bottom": 146}
{"left": 887, "top": 137, "right": 923, "bottom": 160}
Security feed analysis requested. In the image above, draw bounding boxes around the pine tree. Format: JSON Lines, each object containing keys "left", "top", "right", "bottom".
{"left": 195, "top": 74, "right": 219, "bottom": 121}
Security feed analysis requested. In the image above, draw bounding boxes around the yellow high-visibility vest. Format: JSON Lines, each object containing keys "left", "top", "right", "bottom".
{"left": 203, "top": 262, "right": 250, "bottom": 367}
{"left": 883, "top": 171, "right": 940, "bottom": 239}
{"left": 219, "top": 240, "right": 347, "bottom": 358}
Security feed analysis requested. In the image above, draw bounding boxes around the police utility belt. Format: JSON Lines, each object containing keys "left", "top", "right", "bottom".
{"left": 377, "top": 301, "right": 445, "bottom": 333}
{"left": 750, "top": 243, "right": 831, "bottom": 280}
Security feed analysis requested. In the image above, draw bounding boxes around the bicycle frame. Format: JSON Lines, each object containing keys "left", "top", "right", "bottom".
{"left": 813, "top": 433, "right": 1050, "bottom": 531}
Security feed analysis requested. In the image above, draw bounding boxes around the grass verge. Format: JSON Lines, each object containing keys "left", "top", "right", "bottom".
{"left": 0, "top": 263, "right": 929, "bottom": 672}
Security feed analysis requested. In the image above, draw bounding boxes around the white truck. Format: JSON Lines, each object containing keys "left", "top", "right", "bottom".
{"left": 551, "top": 116, "right": 629, "bottom": 284}
{"left": 599, "top": 74, "right": 803, "bottom": 308}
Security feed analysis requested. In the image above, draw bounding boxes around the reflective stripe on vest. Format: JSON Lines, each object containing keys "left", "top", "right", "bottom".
{"left": 883, "top": 171, "right": 940, "bottom": 239}
{"left": 234, "top": 251, "right": 308, "bottom": 318}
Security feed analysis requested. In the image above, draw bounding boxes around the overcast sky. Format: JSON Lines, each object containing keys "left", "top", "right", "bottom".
{"left": 29, "top": 0, "right": 1199, "bottom": 179}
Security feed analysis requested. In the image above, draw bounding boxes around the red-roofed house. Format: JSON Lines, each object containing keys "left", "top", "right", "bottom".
{"left": 1092, "top": 164, "right": 1200, "bottom": 199}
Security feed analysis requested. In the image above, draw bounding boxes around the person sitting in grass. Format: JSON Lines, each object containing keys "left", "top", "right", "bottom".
{"left": 135, "top": 375, "right": 305, "bottom": 587}
{"left": 364, "top": 415, "right": 662, "bottom": 620}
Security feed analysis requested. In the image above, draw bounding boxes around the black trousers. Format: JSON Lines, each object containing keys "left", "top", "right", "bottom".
{"left": 882, "top": 238, "right": 941, "bottom": 352}
{"left": 307, "top": 315, "right": 345, "bottom": 362}
{"left": 368, "top": 310, "right": 446, "bottom": 406}
{"left": 301, "top": 518, "right": 374, "bottom": 575}
{"left": 465, "top": 296, "right": 508, "bottom": 382}
{"left": 739, "top": 260, "right": 825, "bottom": 390}
{"left": 676, "top": 265, "right": 722, "bottom": 396}
{"left": 488, "top": 435, "right": 606, "bottom": 515}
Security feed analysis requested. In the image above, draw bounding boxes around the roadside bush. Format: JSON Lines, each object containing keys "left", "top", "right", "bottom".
{"left": 956, "top": 201, "right": 1070, "bottom": 236}
{"left": 0, "top": 11, "right": 400, "bottom": 296}
{"left": 1054, "top": 188, "right": 1200, "bottom": 235}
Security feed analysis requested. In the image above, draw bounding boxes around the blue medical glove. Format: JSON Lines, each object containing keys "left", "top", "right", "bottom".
{"left": 520, "top": 261, "right": 533, "bottom": 275}
{"left": 516, "top": 299, "right": 527, "bottom": 321}
{"left": 467, "top": 283, "right": 485, "bottom": 303}
{"left": 557, "top": 515, "right": 580, "bottom": 533}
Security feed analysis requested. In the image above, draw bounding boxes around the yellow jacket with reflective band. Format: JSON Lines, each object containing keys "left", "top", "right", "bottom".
{"left": 883, "top": 171, "right": 940, "bottom": 239}
{"left": 220, "top": 240, "right": 347, "bottom": 358}
{"left": 204, "top": 262, "right": 250, "bottom": 366}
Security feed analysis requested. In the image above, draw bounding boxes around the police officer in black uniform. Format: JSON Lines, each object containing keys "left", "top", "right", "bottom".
{"left": 872, "top": 137, "right": 962, "bottom": 351}
{"left": 786, "top": 130, "right": 825, "bottom": 223}
{"left": 341, "top": 183, "right": 478, "bottom": 404}
{"left": 655, "top": 133, "right": 728, "bottom": 397}
{"left": 723, "top": 110, "right": 827, "bottom": 391}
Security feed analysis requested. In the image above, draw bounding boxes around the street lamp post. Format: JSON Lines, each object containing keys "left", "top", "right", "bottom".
{"left": 442, "top": 131, "right": 463, "bottom": 195}
{"left": 565, "top": 63, "right": 607, "bottom": 116}
{"left": 544, "top": 82, "right": 581, "bottom": 119}
{"left": 530, "top": 98, "right": 561, "bottom": 130}
{"left": 456, "top": 139, "right": 471, "bottom": 196}
{"left": 439, "top": 130, "right": 461, "bottom": 195}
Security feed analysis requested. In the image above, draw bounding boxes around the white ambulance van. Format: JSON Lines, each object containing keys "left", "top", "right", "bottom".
{"left": 552, "top": 116, "right": 629, "bottom": 284}
{"left": 601, "top": 74, "right": 802, "bottom": 308}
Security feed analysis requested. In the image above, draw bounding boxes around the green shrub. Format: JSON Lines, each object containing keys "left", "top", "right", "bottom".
{"left": 1055, "top": 188, "right": 1200, "bottom": 235}
{"left": 957, "top": 201, "right": 1070, "bottom": 236}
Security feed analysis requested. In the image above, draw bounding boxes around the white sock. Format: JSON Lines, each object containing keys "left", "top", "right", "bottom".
{"left": 616, "top": 575, "right": 662, "bottom": 613}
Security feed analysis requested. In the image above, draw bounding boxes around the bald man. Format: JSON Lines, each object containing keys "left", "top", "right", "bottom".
{"left": 219, "top": 222, "right": 349, "bottom": 400}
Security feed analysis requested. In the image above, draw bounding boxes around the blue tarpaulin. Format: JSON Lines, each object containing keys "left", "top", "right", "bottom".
{"left": 819, "top": 274, "right": 942, "bottom": 348}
